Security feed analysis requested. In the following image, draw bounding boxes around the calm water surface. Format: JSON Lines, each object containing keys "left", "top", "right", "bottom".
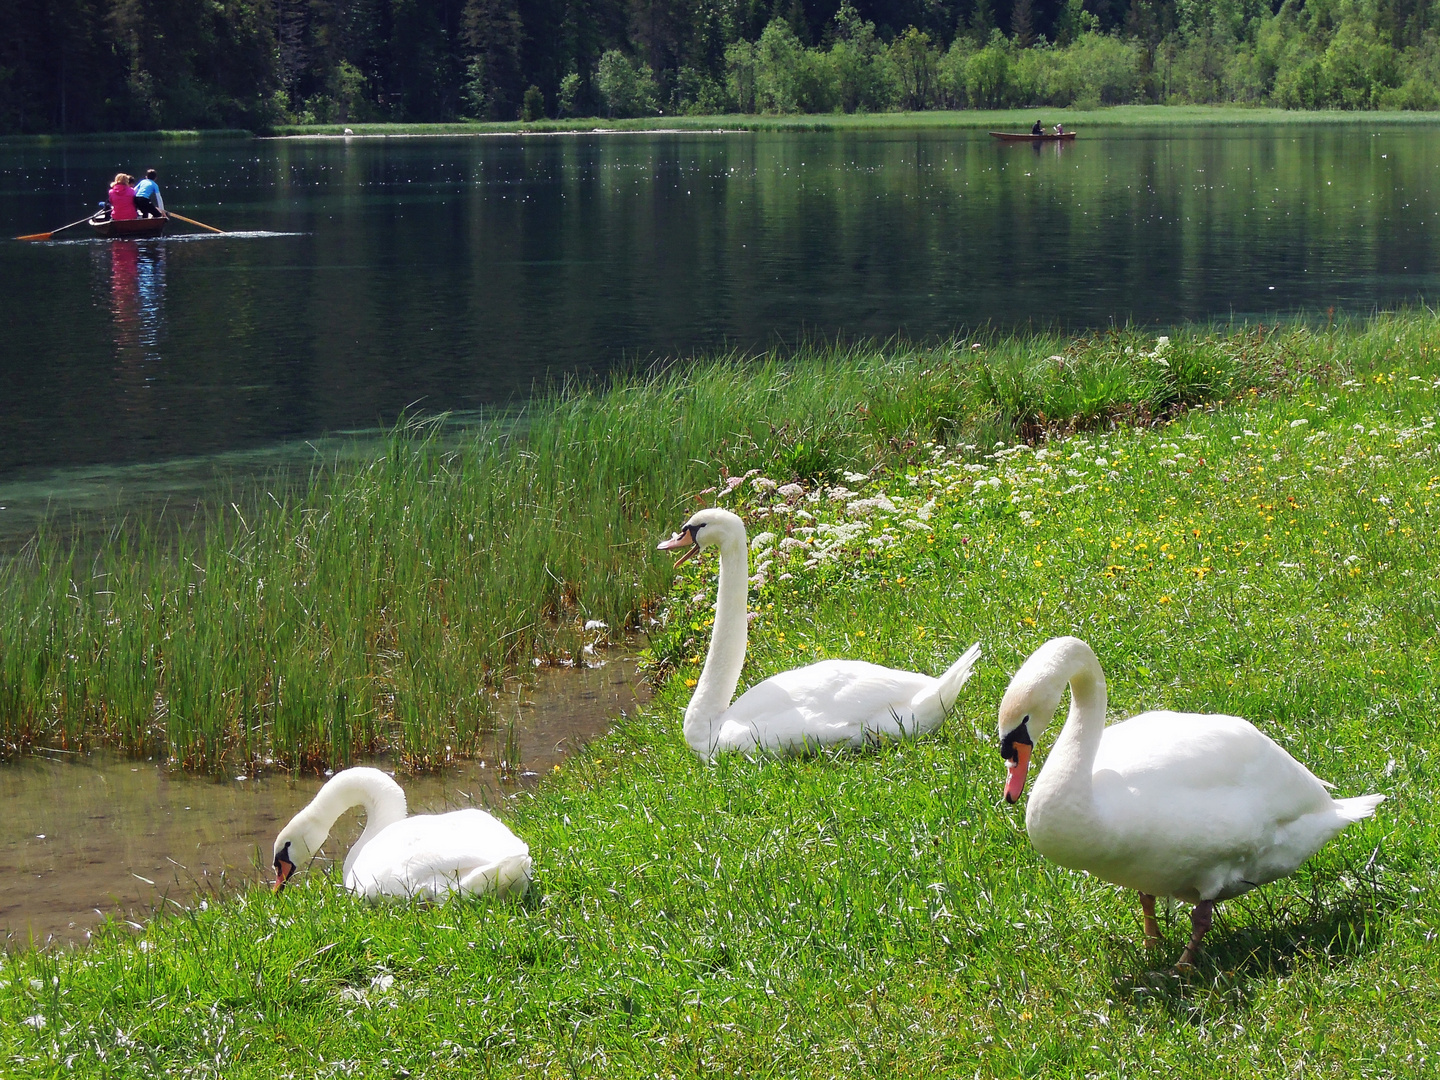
{"left": 3, "top": 124, "right": 1437, "bottom": 486}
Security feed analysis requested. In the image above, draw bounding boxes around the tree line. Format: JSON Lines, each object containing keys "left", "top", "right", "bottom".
{"left": 1, "top": 0, "right": 1437, "bottom": 134}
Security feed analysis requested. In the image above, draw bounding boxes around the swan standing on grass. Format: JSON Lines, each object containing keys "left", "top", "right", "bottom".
{"left": 272, "top": 767, "right": 532, "bottom": 900}
{"left": 658, "top": 508, "right": 982, "bottom": 760}
{"left": 998, "top": 636, "right": 1384, "bottom": 970}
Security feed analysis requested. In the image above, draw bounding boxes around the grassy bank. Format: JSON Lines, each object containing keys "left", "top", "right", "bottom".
{"left": 265, "top": 104, "right": 1440, "bottom": 138}
{"left": 0, "top": 329, "right": 1434, "bottom": 1075}
{"left": 2, "top": 315, "right": 1436, "bottom": 774}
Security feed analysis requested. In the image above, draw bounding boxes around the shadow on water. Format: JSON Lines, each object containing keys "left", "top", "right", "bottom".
{"left": 0, "top": 656, "right": 647, "bottom": 948}
{"left": 1109, "top": 865, "right": 1392, "bottom": 1019}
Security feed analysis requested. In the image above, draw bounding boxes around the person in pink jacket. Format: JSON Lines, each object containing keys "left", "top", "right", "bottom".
{"left": 107, "top": 174, "right": 138, "bottom": 220}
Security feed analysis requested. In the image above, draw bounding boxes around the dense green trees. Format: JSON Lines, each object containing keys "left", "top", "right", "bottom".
{"left": 1, "top": 0, "right": 1437, "bottom": 132}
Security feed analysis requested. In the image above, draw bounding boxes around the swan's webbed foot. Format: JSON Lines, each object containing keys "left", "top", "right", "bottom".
{"left": 1174, "top": 899, "right": 1215, "bottom": 974}
{"left": 1138, "top": 892, "right": 1161, "bottom": 948}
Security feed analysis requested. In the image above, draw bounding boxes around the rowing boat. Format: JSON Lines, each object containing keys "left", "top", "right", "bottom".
{"left": 89, "top": 214, "right": 167, "bottom": 238}
{"left": 989, "top": 131, "right": 1078, "bottom": 142}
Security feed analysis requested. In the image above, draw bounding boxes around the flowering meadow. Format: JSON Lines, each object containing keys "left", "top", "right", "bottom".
{"left": 0, "top": 330, "right": 1433, "bottom": 1076}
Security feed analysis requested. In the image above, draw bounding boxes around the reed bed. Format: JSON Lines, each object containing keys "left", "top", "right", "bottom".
{"left": 0, "top": 314, "right": 1429, "bottom": 773}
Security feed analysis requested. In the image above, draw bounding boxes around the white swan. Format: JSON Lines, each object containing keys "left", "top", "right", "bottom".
{"left": 998, "top": 636, "right": 1384, "bottom": 969}
{"left": 272, "top": 767, "right": 532, "bottom": 900}
{"left": 658, "top": 507, "right": 982, "bottom": 760}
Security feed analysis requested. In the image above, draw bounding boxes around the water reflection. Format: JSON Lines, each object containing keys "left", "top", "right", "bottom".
{"left": 0, "top": 657, "right": 646, "bottom": 947}
{"left": 4, "top": 126, "right": 1438, "bottom": 482}
{"left": 103, "top": 239, "right": 167, "bottom": 403}
{"left": 107, "top": 239, "right": 167, "bottom": 358}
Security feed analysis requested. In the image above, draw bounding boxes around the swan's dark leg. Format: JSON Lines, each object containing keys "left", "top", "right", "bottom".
{"left": 1175, "top": 899, "right": 1215, "bottom": 972}
{"left": 1138, "top": 892, "right": 1160, "bottom": 947}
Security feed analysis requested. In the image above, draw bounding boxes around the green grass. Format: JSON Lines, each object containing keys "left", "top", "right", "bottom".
{"left": 2, "top": 317, "right": 1436, "bottom": 774}
{"left": 266, "top": 104, "right": 1440, "bottom": 139}
{"left": 0, "top": 330, "right": 1435, "bottom": 1076}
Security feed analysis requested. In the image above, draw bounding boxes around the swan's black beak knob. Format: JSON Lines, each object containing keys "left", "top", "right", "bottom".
{"left": 273, "top": 844, "right": 296, "bottom": 893}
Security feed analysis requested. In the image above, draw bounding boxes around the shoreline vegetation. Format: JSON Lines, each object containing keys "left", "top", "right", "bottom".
{"left": 1, "top": 313, "right": 1436, "bottom": 778}
{"left": 6, "top": 105, "right": 1440, "bottom": 146}
{"left": 0, "top": 312, "right": 1433, "bottom": 1074}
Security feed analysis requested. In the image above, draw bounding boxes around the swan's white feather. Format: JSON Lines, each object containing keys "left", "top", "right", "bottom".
{"left": 1010, "top": 640, "right": 1384, "bottom": 908}
{"left": 667, "top": 508, "right": 981, "bottom": 760}
{"left": 347, "top": 807, "right": 533, "bottom": 900}
{"left": 274, "top": 767, "right": 531, "bottom": 901}
{"left": 713, "top": 659, "right": 938, "bottom": 755}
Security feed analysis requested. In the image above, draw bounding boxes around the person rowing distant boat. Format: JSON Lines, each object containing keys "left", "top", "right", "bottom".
{"left": 1032, "top": 120, "right": 1044, "bottom": 136}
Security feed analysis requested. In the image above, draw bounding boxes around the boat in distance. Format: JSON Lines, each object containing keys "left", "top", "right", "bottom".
{"left": 989, "top": 131, "right": 1078, "bottom": 142}
{"left": 89, "top": 213, "right": 167, "bottom": 238}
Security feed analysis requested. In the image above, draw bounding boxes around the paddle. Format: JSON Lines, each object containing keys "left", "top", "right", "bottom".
{"left": 14, "top": 214, "right": 94, "bottom": 242}
{"left": 166, "top": 211, "right": 225, "bottom": 234}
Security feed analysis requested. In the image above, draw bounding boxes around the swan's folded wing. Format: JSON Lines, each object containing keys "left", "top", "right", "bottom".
{"left": 348, "top": 809, "right": 530, "bottom": 899}
{"left": 1097, "top": 712, "right": 1331, "bottom": 798}
{"left": 720, "top": 660, "right": 937, "bottom": 752}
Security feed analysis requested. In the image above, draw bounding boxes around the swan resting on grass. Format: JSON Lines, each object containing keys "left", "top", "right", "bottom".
{"left": 998, "top": 636, "right": 1384, "bottom": 970}
{"left": 658, "top": 507, "right": 982, "bottom": 760}
{"left": 272, "top": 767, "right": 532, "bottom": 900}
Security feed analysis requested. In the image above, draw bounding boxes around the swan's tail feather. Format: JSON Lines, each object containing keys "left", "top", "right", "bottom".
{"left": 460, "top": 853, "right": 533, "bottom": 898}
{"left": 1335, "top": 793, "right": 1385, "bottom": 822}
{"left": 908, "top": 641, "right": 983, "bottom": 734}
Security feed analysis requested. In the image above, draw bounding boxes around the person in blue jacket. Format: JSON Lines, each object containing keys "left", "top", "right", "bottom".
{"left": 133, "top": 169, "right": 165, "bottom": 218}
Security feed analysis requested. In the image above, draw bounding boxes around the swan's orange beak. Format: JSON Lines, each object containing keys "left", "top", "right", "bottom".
{"left": 273, "top": 855, "right": 296, "bottom": 893}
{"left": 658, "top": 527, "right": 699, "bottom": 566}
{"left": 1003, "top": 743, "right": 1031, "bottom": 804}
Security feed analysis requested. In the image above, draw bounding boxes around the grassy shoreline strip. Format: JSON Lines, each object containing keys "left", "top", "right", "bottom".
{"left": 6, "top": 106, "right": 1440, "bottom": 145}
{"left": 0, "top": 344, "right": 1434, "bottom": 1076}
{"left": 1, "top": 315, "right": 1435, "bottom": 774}
{"left": 264, "top": 104, "right": 1440, "bottom": 138}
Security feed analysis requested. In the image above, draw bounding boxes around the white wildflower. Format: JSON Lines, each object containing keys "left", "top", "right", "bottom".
{"left": 846, "top": 494, "right": 897, "bottom": 516}
{"left": 749, "top": 532, "right": 777, "bottom": 552}
{"left": 777, "top": 483, "right": 804, "bottom": 499}
{"left": 751, "top": 477, "right": 778, "bottom": 492}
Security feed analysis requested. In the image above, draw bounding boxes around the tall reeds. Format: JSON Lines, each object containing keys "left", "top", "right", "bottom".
{"left": 0, "top": 316, "right": 1419, "bottom": 772}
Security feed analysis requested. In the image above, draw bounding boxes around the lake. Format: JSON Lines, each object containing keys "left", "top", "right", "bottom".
{"left": 2, "top": 123, "right": 1436, "bottom": 496}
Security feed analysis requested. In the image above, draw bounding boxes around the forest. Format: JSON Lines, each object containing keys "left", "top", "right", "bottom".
{"left": 1, "top": 0, "right": 1437, "bottom": 133}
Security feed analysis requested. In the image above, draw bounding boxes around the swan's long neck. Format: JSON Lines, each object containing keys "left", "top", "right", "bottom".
{"left": 1027, "top": 644, "right": 1108, "bottom": 832}
{"left": 683, "top": 533, "right": 749, "bottom": 754}
{"left": 297, "top": 770, "right": 409, "bottom": 879}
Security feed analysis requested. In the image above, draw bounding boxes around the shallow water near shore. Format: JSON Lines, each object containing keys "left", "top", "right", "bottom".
{"left": 0, "top": 656, "right": 646, "bottom": 946}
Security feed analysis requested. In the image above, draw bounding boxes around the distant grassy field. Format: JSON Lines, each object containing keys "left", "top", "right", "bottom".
{"left": 2, "top": 315, "right": 1436, "bottom": 775}
{"left": 0, "top": 326, "right": 1434, "bottom": 1076}
{"left": 267, "top": 104, "right": 1440, "bottom": 138}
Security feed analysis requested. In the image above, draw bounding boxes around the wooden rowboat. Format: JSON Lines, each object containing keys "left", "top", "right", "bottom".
{"left": 989, "top": 131, "right": 1078, "bottom": 142}
{"left": 89, "top": 214, "right": 167, "bottom": 238}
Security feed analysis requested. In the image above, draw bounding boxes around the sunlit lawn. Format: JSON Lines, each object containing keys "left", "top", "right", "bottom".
{"left": 1, "top": 347, "right": 1436, "bottom": 1076}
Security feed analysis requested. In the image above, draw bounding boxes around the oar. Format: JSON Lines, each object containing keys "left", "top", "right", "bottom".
{"left": 166, "top": 211, "right": 225, "bottom": 234}
{"left": 14, "top": 214, "right": 94, "bottom": 242}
